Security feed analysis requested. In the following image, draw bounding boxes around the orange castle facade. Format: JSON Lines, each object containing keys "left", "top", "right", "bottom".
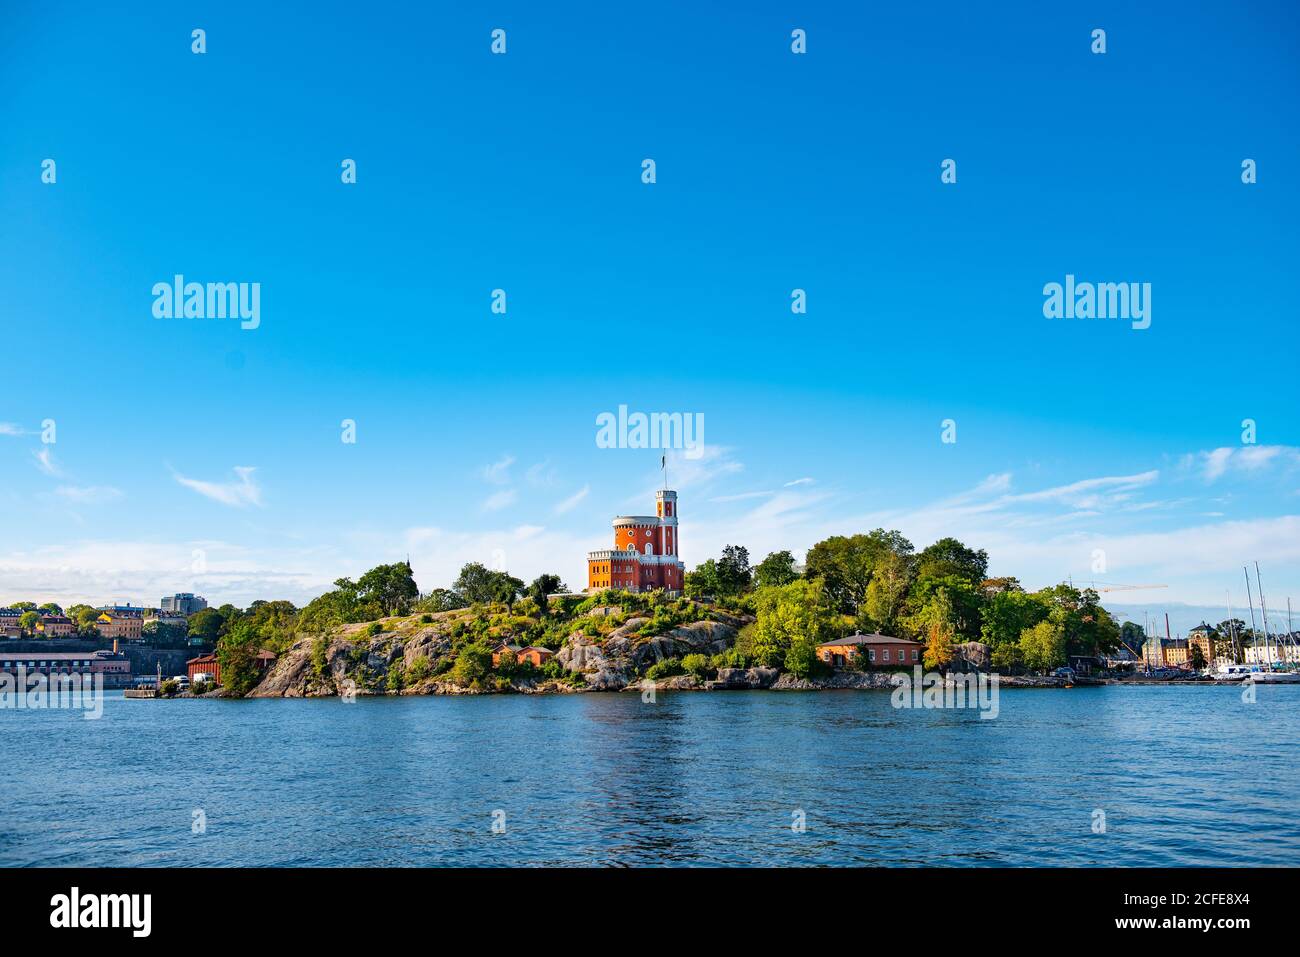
{"left": 587, "top": 489, "right": 685, "bottom": 595}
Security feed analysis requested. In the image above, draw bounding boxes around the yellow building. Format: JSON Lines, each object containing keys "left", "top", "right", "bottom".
{"left": 96, "top": 612, "right": 142, "bottom": 641}
{"left": 1143, "top": 636, "right": 1190, "bottom": 669}
{"left": 1187, "top": 622, "right": 1216, "bottom": 668}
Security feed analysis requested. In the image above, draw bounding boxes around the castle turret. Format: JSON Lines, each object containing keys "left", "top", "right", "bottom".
{"left": 655, "top": 489, "right": 678, "bottom": 557}
{"left": 587, "top": 487, "right": 685, "bottom": 595}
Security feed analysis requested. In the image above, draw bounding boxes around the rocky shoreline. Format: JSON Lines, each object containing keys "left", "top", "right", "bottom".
{"left": 162, "top": 603, "right": 1210, "bottom": 700}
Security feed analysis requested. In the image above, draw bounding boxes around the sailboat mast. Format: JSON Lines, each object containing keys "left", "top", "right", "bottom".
{"left": 1256, "top": 562, "right": 1274, "bottom": 667}
{"left": 1244, "top": 567, "right": 1260, "bottom": 665}
{"left": 1227, "top": 589, "right": 1239, "bottom": 664}
{"left": 1288, "top": 597, "right": 1295, "bottom": 667}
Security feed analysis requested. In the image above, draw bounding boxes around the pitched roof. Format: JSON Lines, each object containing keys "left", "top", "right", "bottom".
{"left": 817, "top": 632, "right": 924, "bottom": 649}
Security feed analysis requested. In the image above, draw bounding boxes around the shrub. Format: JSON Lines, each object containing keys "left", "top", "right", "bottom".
{"left": 710, "top": 646, "right": 750, "bottom": 670}
{"left": 640, "top": 604, "right": 690, "bottom": 638}
{"left": 159, "top": 679, "right": 179, "bottom": 696}
{"left": 311, "top": 636, "right": 330, "bottom": 679}
{"left": 366, "top": 622, "right": 384, "bottom": 637}
{"left": 451, "top": 642, "right": 493, "bottom": 688}
{"left": 386, "top": 660, "right": 406, "bottom": 692}
{"left": 420, "top": 614, "right": 434, "bottom": 624}
{"left": 407, "top": 655, "right": 431, "bottom": 683}
{"left": 645, "top": 657, "right": 683, "bottom": 680}
{"left": 681, "top": 653, "right": 711, "bottom": 678}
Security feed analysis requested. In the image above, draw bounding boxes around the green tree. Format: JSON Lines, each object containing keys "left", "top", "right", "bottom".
{"left": 495, "top": 647, "right": 518, "bottom": 678}
{"left": 804, "top": 529, "right": 914, "bottom": 615}
{"left": 214, "top": 604, "right": 244, "bottom": 638}
{"left": 750, "top": 579, "right": 836, "bottom": 675}
{"left": 18, "top": 610, "right": 41, "bottom": 635}
{"left": 142, "top": 619, "right": 188, "bottom": 647}
{"left": 753, "top": 550, "right": 799, "bottom": 589}
{"left": 684, "top": 559, "right": 721, "bottom": 599}
{"left": 919, "top": 589, "right": 956, "bottom": 671}
{"left": 715, "top": 545, "right": 752, "bottom": 595}
{"left": 527, "top": 574, "right": 565, "bottom": 615}
{"left": 1213, "top": 619, "right": 1246, "bottom": 662}
{"left": 38, "top": 602, "right": 63, "bottom": 616}
{"left": 904, "top": 574, "right": 984, "bottom": 641}
{"left": 71, "top": 605, "right": 101, "bottom": 635}
{"left": 1189, "top": 643, "right": 1207, "bottom": 671}
{"left": 243, "top": 600, "right": 300, "bottom": 654}
{"left": 1034, "top": 584, "right": 1119, "bottom": 657}
{"left": 451, "top": 642, "right": 493, "bottom": 687}
{"left": 454, "top": 563, "right": 498, "bottom": 604}
{"left": 356, "top": 562, "right": 419, "bottom": 617}
{"left": 980, "top": 589, "right": 1050, "bottom": 648}
{"left": 454, "top": 563, "right": 522, "bottom": 607}
{"left": 216, "top": 620, "right": 265, "bottom": 697}
{"left": 187, "top": 607, "right": 224, "bottom": 644}
{"left": 863, "top": 550, "right": 913, "bottom": 634}
{"left": 990, "top": 640, "right": 1023, "bottom": 673}
{"left": 1019, "top": 619, "right": 1066, "bottom": 672}
{"left": 417, "top": 588, "right": 468, "bottom": 613}
{"left": 915, "top": 537, "right": 989, "bottom": 584}
{"left": 492, "top": 574, "right": 526, "bottom": 611}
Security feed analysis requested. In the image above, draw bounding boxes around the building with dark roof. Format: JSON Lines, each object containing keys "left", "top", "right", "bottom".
{"left": 816, "top": 632, "right": 924, "bottom": 669}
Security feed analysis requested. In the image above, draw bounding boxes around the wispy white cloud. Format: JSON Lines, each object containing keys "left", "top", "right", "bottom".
{"left": 553, "top": 484, "right": 589, "bottom": 514}
{"left": 173, "top": 466, "right": 263, "bottom": 508}
{"left": 526, "top": 461, "right": 558, "bottom": 488}
{"left": 481, "top": 454, "right": 515, "bottom": 486}
{"left": 784, "top": 477, "right": 815, "bottom": 487}
{"left": 481, "top": 488, "right": 518, "bottom": 512}
{"left": 1003, "top": 470, "right": 1160, "bottom": 510}
{"left": 33, "top": 447, "right": 62, "bottom": 477}
{"left": 54, "top": 485, "right": 123, "bottom": 505}
{"left": 1, "top": 422, "right": 27, "bottom": 437}
{"left": 1182, "top": 445, "right": 1300, "bottom": 482}
{"left": 709, "top": 490, "right": 775, "bottom": 503}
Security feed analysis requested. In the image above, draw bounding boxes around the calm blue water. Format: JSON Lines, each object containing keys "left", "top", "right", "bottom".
{"left": 2, "top": 686, "right": 1297, "bottom": 866}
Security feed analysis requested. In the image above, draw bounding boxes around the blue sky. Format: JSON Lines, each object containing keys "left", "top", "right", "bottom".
{"left": 2, "top": 2, "right": 1298, "bottom": 632}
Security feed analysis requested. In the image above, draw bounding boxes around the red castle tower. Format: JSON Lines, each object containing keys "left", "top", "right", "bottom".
{"left": 586, "top": 489, "right": 684, "bottom": 595}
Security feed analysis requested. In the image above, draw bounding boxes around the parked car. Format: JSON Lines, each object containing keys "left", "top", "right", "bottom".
{"left": 1053, "top": 667, "right": 1076, "bottom": 679}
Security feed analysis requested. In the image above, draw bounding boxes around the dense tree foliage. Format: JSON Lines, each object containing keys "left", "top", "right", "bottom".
{"left": 753, "top": 550, "right": 799, "bottom": 589}
{"left": 749, "top": 579, "right": 835, "bottom": 676}
{"left": 217, "top": 620, "right": 265, "bottom": 697}
{"left": 685, "top": 530, "right": 1122, "bottom": 674}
